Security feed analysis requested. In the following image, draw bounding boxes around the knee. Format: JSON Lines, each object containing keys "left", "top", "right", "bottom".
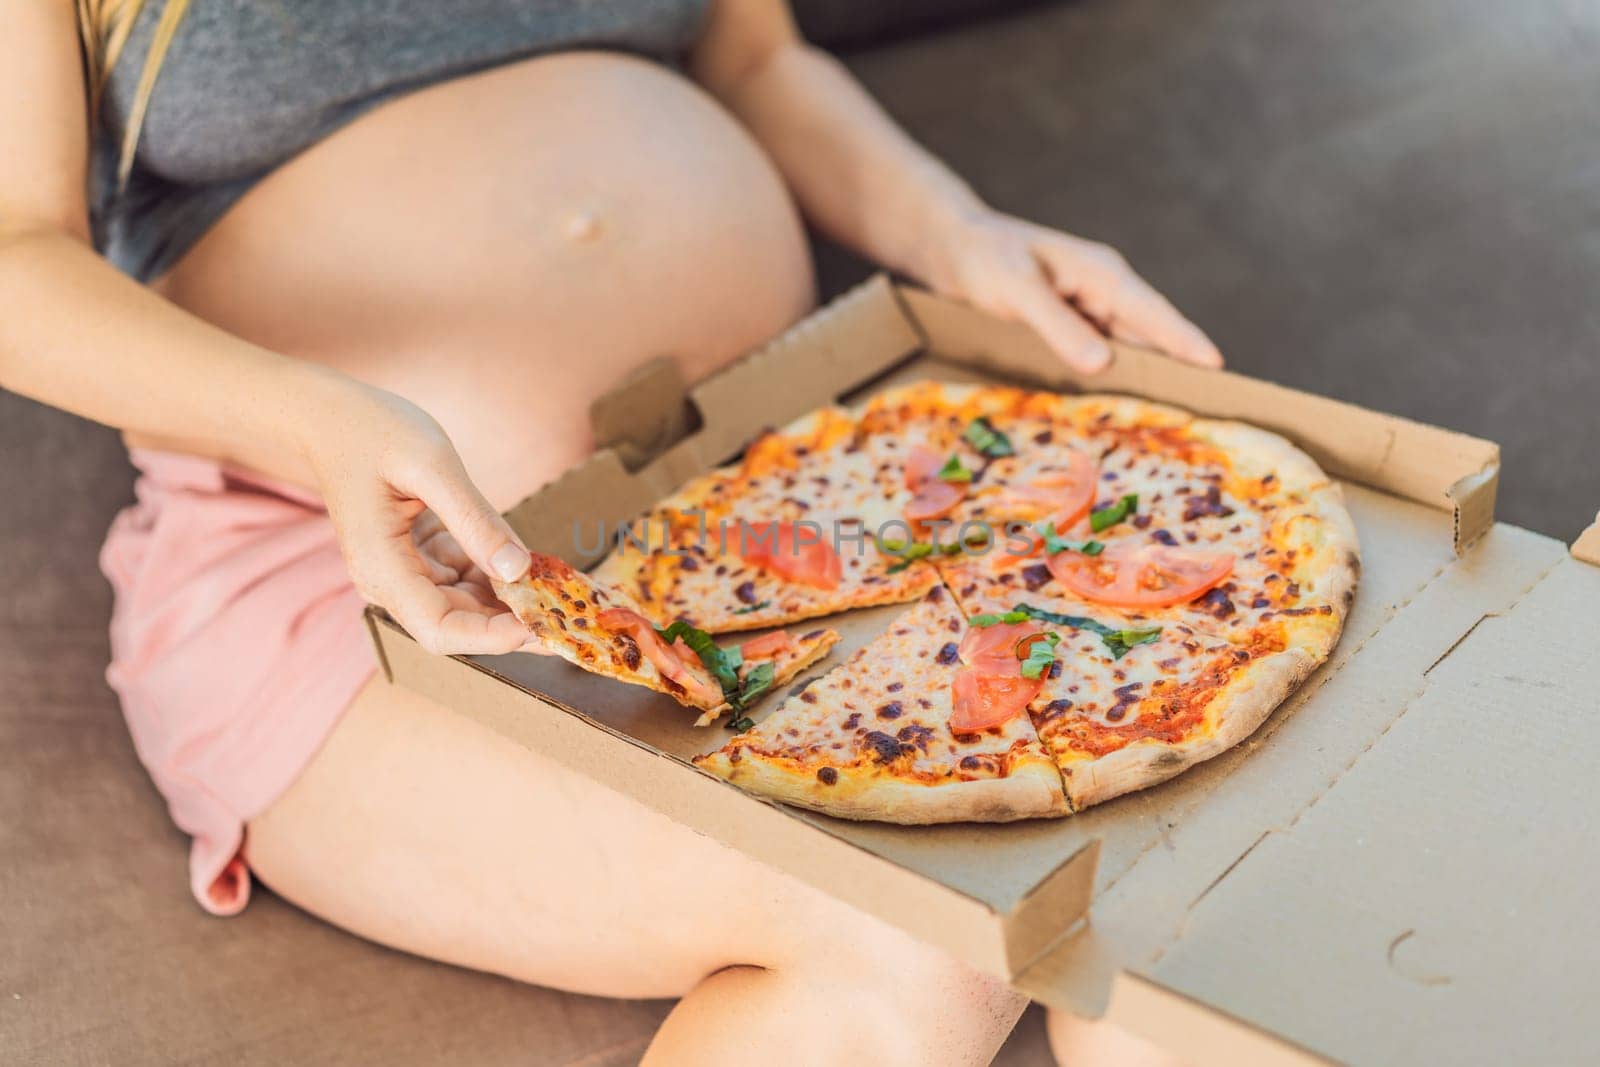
{"left": 786, "top": 918, "right": 1027, "bottom": 1066}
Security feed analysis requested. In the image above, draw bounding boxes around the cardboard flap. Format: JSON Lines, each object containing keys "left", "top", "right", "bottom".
{"left": 589, "top": 357, "right": 698, "bottom": 471}
{"left": 1013, "top": 521, "right": 1569, "bottom": 1035}
{"left": 504, "top": 276, "right": 924, "bottom": 562}
{"left": 687, "top": 275, "right": 923, "bottom": 458}
{"left": 504, "top": 448, "right": 668, "bottom": 560}
{"left": 1573, "top": 510, "right": 1600, "bottom": 566}
{"left": 1121, "top": 554, "right": 1600, "bottom": 1065}
{"left": 895, "top": 285, "right": 1501, "bottom": 551}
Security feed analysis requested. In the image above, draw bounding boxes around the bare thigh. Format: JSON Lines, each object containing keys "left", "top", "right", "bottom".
{"left": 247, "top": 678, "right": 1025, "bottom": 1064}
{"left": 248, "top": 676, "right": 795, "bottom": 999}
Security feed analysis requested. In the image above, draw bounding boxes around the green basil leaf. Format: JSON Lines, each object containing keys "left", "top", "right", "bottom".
{"left": 656, "top": 622, "right": 782, "bottom": 712}
{"left": 962, "top": 416, "right": 1015, "bottom": 458}
{"left": 956, "top": 526, "right": 992, "bottom": 550}
{"left": 938, "top": 453, "right": 974, "bottom": 483}
{"left": 1089, "top": 493, "right": 1139, "bottom": 533}
{"left": 882, "top": 533, "right": 981, "bottom": 572}
{"left": 1010, "top": 603, "right": 1161, "bottom": 659}
{"left": 657, "top": 620, "right": 742, "bottom": 696}
{"left": 1018, "top": 631, "right": 1061, "bottom": 679}
{"left": 969, "top": 610, "right": 1031, "bottom": 628}
{"left": 881, "top": 538, "right": 937, "bottom": 574}
{"left": 733, "top": 660, "right": 776, "bottom": 710}
{"left": 1010, "top": 603, "right": 1113, "bottom": 636}
{"left": 877, "top": 536, "right": 934, "bottom": 559}
{"left": 731, "top": 600, "right": 771, "bottom": 615}
{"left": 1103, "top": 626, "right": 1163, "bottom": 659}
{"left": 1035, "top": 520, "right": 1104, "bottom": 557}
{"left": 725, "top": 714, "right": 755, "bottom": 732}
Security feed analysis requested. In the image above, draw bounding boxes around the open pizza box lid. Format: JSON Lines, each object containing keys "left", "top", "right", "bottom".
{"left": 367, "top": 277, "right": 1597, "bottom": 1062}
{"left": 1032, "top": 513, "right": 1600, "bottom": 1066}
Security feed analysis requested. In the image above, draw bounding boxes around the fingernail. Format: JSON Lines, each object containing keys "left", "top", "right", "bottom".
{"left": 491, "top": 544, "right": 531, "bottom": 582}
{"left": 1083, "top": 343, "right": 1112, "bottom": 372}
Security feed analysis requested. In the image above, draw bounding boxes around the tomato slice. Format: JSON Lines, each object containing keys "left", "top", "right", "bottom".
{"left": 739, "top": 521, "right": 843, "bottom": 589}
{"left": 1047, "top": 541, "right": 1235, "bottom": 608}
{"left": 904, "top": 480, "right": 965, "bottom": 522}
{"left": 905, "top": 445, "right": 943, "bottom": 490}
{"left": 597, "top": 609, "right": 725, "bottom": 705}
{"left": 957, "top": 620, "right": 1043, "bottom": 676}
{"left": 999, "top": 449, "right": 1098, "bottom": 527}
{"left": 902, "top": 444, "right": 967, "bottom": 523}
{"left": 739, "top": 630, "right": 796, "bottom": 660}
{"left": 996, "top": 499, "right": 1105, "bottom": 565}
{"left": 951, "top": 668, "right": 1043, "bottom": 731}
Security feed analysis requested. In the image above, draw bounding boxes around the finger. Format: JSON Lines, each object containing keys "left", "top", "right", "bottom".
{"left": 373, "top": 553, "right": 530, "bottom": 656}
{"left": 414, "top": 541, "right": 460, "bottom": 587}
{"left": 443, "top": 577, "right": 502, "bottom": 613}
{"left": 1105, "top": 277, "right": 1223, "bottom": 369}
{"left": 419, "top": 525, "right": 473, "bottom": 573}
{"left": 1034, "top": 237, "right": 1223, "bottom": 369}
{"left": 405, "top": 455, "right": 532, "bottom": 584}
{"left": 1005, "top": 271, "right": 1113, "bottom": 373}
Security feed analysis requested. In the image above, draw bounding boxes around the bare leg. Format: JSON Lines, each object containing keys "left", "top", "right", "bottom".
{"left": 247, "top": 678, "right": 1025, "bottom": 1065}
{"left": 1046, "top": 1007, "right": 1187, "bottom": 1066}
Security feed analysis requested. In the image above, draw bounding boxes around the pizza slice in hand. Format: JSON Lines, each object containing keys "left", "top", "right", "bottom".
{"left": 493, "top": 554, "right": 839, "bottom": 719}
{"left": 694, "top": 585, "right": 1068, "bottom": 822}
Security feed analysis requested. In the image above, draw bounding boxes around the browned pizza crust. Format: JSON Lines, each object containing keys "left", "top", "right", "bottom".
{"left": 1056, "top": 646, "right": 1317, "bottom": 809}
{"left": 494, "top": 554, "right": 840, "bottom": 714}
{"left": 694, "top": 589, "right": 1069, "bottom": 821}
{"left": 515, "top": 381, "right": 1359, "bottom": 822}
{"left": 694, "top": 749, "right": 1070, "bottom": 823}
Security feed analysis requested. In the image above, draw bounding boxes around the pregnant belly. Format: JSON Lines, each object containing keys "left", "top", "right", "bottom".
{"left": 157, "top": 52, "right": 815, "bottom": 506}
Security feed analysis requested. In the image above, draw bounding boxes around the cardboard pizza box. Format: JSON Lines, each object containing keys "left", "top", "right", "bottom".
{"left": 1034, "top": 512, "right": 1600, "bottom": 1065}
{"left": 1030, "top": 511, "right": 1600, "bottom": 1067}
{"left": 367, "top": 276, "right": 1592, "bottom": 1059}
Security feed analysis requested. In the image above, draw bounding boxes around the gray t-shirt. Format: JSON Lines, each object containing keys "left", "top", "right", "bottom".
{"left": 92, "top": 0, "right": 711, "bottom": 281}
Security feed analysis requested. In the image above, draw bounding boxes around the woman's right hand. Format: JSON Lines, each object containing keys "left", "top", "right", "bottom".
{"left": 293, "top": 373, "right": 534, "bottom": 656}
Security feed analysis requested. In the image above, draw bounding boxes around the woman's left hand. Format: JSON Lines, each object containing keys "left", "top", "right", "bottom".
{"left": 916, "top": 209, "right": 1224, "bottom": 374}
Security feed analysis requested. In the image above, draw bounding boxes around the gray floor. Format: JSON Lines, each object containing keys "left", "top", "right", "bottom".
{"left": 3, "top": 1, "right": 1597, "bottom": 1064}
{"left": 821, "top": 0, "right": 1600, "bottom": 543}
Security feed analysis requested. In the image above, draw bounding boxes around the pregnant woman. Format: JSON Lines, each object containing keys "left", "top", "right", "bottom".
{"left": 3, "top": 1, "right": 1218, "bottom": 1062}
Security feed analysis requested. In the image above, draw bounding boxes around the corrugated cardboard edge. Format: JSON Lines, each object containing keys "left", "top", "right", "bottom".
{"left": 1101, "top": 528, "right": 1600, "bottom": 1065}
{"left": 364, "top": 606, "right": 395, "bottom": 683}
{"left": 506, "top": 275, "right": 924, "bottom": 562}
{"left": 364, "top": 607, "right": 1100, "bottom": 982}
{"left": 894, "top": 284, "right": 1501, "bottom": 550}
{"left": 1573, "top": 510, "right": 1600, "bottom": 566}
{"left": 1004, "top": 839, "right": 1101, "bottom": 976}
{"left": 369, "top": 278, "right": 1526, "bottom": 1011}
{"left": 1013, "top": 523, "right": 1571, "bottom": 1054}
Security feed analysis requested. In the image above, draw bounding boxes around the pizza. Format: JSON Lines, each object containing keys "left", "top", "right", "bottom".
{"left": 592, "top": 406, "right": 941, "bottom": 633}
{"left": 694, "top": 585, "right": 1069, "bottom": 822}
{"left": 493, "top": 553, "right": 839, "bottom": 721}
{"left": 507, "top": 381, "right": 1359, "bottom": 819}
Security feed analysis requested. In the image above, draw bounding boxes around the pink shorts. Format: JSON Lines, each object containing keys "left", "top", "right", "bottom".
{"left": 101, "top": 449, "right": 376, "bottom": 915}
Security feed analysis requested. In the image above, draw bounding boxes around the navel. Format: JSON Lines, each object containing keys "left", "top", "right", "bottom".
{"left": 564, "top": 210, "right": 604, "bottom": 243}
